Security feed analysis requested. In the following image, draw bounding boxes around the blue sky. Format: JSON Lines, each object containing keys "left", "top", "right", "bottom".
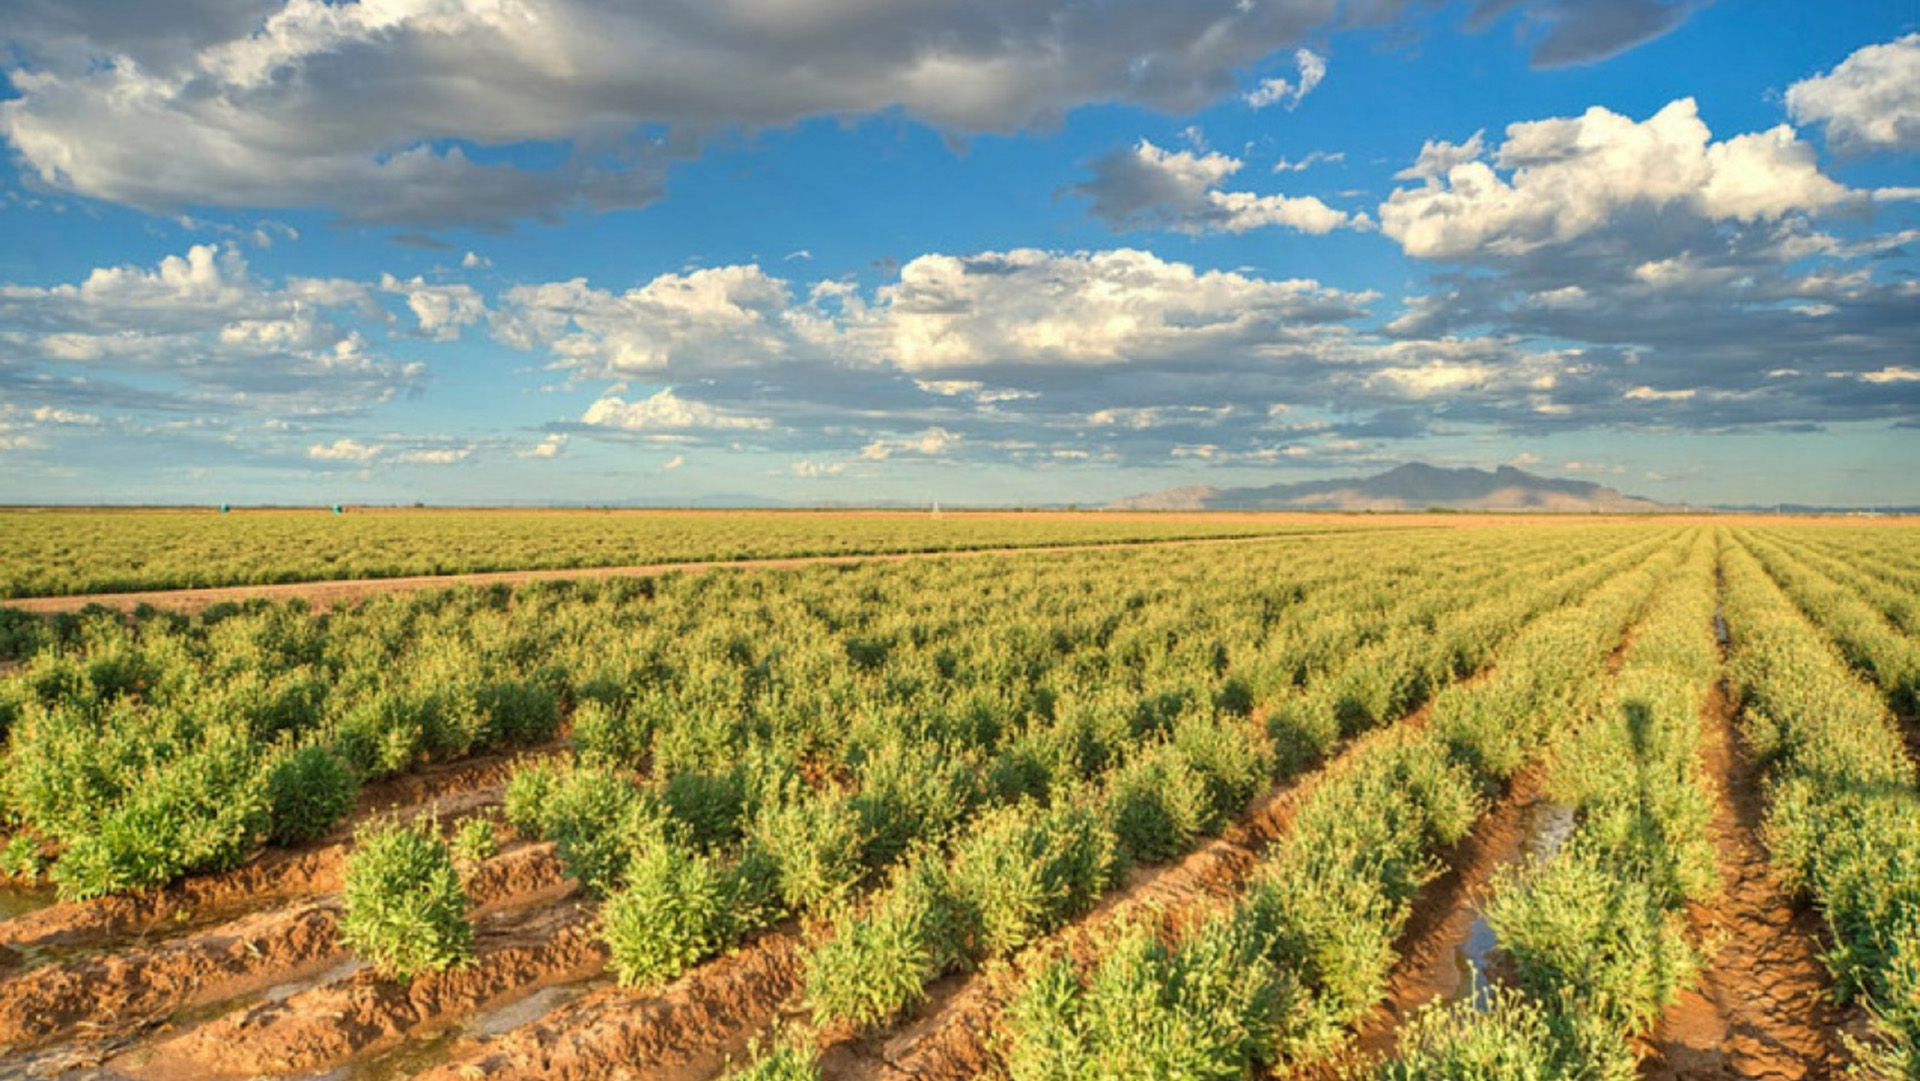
{"left": 1, "top": 0, "right": 1915, "bottom": 507}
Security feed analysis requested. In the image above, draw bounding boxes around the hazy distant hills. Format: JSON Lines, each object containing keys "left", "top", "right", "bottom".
{"left": 1108, "top": 463, "right": 1674, "bottom": 513}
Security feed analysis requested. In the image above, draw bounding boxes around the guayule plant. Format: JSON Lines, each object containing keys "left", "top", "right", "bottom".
{"left": 449, "top": 816, "right": 499, "bottom": 867}
{"left": 340, "top": 818, "right": 473, "bottom": 980}
{"left": 265, "top": 744, "right": 358, "bottom": 844}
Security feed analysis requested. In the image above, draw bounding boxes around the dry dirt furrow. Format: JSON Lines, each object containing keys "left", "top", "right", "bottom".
{"left": 0, "top": 842, "right": 567, "bottom": 1054}
{"left": 0, "top": 746, "right": 551, "bottom": 956}
{"left": 124, "top": 898, "right": 604, "bottom": 1080}
{"left": 1638, "top": 686, "right": 1864, "bottom": 1081}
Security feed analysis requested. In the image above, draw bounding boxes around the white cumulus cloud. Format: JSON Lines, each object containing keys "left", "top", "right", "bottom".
{"left": 1380, "top": 99, "right": 1852, "bottom": 261}
{"left": 581, "top": 388, "right": 773, "bottom": 432}
{"left": 1787, "top": 34, "right": 1920, "bottom": 155}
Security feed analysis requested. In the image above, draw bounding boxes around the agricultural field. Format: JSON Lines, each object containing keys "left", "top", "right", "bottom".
{"left": 0, "top": 518, "right": 1916, "bottom": 1081}
{"left": 0, "top": 508, "right": 1396, "bottom": 600}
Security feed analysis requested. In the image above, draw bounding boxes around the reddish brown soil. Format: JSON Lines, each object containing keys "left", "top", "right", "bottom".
{"left": 1638, "top": 686, "right": 1863, "bottom": 1080}
{"left": 0, "top": 843, "right": 566, "bottom": 1054}
{"left": 126, "top": 898, "right": 604, "bottom": 1079}
{"left": 412, "top": 931, "right": 805, "bottom": 1081}
{"left": 0, "top": 747, "right": 549, "bottom": 955}
{"left": 0, "top": 899, "right": 343, "bottom": 1053}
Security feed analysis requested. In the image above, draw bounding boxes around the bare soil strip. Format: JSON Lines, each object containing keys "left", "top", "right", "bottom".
{"left": 0, "top": 746, "right": 552, "bottom": 956}
{"left": 1637, "top": 685, "right": 1863, "bottom": 1081}
{"left": 125, "top": 898, "right": 604, "bottom": 1080}
{"left": 1, "top": 533, "right": 1355, "bottom": 616}
{"left": 411, "top": 930, "right": 805, "bottom": 1081}
{"left": 0, "top": 842, "right": 566, "bottom": 1054}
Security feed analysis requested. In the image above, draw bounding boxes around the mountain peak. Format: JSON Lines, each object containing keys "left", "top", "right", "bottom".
{"left": 1108, "top": 463, "right": 1668, "bottom": 513}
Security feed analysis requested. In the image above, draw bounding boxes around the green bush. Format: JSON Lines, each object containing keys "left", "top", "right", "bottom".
{"left": 752, "top": 788, "right": 867, "bottom": 912}
{"left": 1372, "top": 986, "right": 1630, "bottom": 1081}
{"left": 1004, "top": 918, "right": 1290, "bottom": 1081}
{"left": 1101, "top": 744, "right": 1210, "bottom": 866}
{"left": 554, "top": 781, "right": 663, "bottom": 897}
{"left": 724, "top": 1034, "right": 821, "bottom": 1081}
{"left": 49, "top": 731, "right": 273, "bottom": 899}
{"left": 339, "top": 818, "right": 473, "bottom": 980}
{"left": 502, "top": 762, "right": 558, "bottom": 836}
{"left": 265, "top": 744, "right": 359, "bottom": 844}
{"left": 1485, "top": 844, "right": 1698, "bottom": 1034}
{"left": 662, "top": 767, "right": 749, "bottom": 852}
{"left": 449, "top": 816, "right": 499, "bottom": 867}
{"left": 949, "top": 800, "right": 1116, "bottom": 958}
{"left": 806, "top": 854, "right": 964, "bottom": 1027}
{"left": 571, "top": 698, "right": 652, "bottom": 768}
{"left": 602, "top": 840, "right": 736, "bottom": 987}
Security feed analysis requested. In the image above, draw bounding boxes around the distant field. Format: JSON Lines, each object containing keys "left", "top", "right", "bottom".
{"left": 0, "top": 507, "right": 1396, "bottom": 599}
{"left": 1, "top": 522, "right": 1917, "bottom": 1079}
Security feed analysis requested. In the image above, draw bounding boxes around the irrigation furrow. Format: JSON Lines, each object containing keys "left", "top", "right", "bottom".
{"left": 123, "top": 898, "right": 604, "bottom": 1079}
{"left": 0, "top": 842, "right": 567, "bottom": 1054}
{"left": 412, "top": 929, "right": 806, "bottom": 1081}
{"left": 1638, "top": 684, "right": 1861, "bottom": 1080}
{"left": 1323, "top": 765, "right": 1569, "bottom": 1070}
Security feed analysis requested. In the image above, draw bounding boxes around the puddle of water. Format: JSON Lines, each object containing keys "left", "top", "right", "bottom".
{"left": 1449, "top": 800, "right": 1577, "bottom": 1010}
{"left": 1713, "top": 605, "right": 1729, "bottom": 647}
{"left": 309, "top": 1027, "right": 467, "bottom": 1081}
{"left": 0, "top": 879, "right": 58, "bottom": 921}
{"left": 261, "top": 957, "right": 370, "bottom": 1003}
{"left": 464, "top": 979, "right": 603, "bottom": 1038}
{"left": 1520, "top": 801, "right": 1576, "bottom": 864}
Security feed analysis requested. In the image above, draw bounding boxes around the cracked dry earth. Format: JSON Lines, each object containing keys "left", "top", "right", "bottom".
{"left": 1640, "top": 687, "right": 1866, "bottom": 1081}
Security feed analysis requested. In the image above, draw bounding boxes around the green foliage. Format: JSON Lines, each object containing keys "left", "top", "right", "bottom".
{"left": 339, "top": 818, "right": 473, "bottom": 980}
{"left": 724, "top": 1033, "right": 821, "bottom": 1081}
{"left": 265, "top": 744, "right": 359, "bottom": 844}
{"left": 1101, "top": 744, "right": 1210, "bottom": 866}
{"left": 949, "top": 800, "right": 1117, "bottom": 958}
{"left": 1373, "top": 987, "right": 1632, "bottom": 1081}
{"left": 1004, "top": 918, "right": 1291, "bottom": 1081}
{"left": 449, "top": 817, "right": 499, "bottom": 867}
{"left": 536, "top": 765, "right": 663, "bottom": 897}
{"left": 1, "top": 833, "right": 46, "bottom": 879}
{"left": 0, "top": 509, "right": 1361, "bottom": 599}
{"left": 806, "top": 854, "right": 963, "bottom": 1027}
{"left": 601, "top": 838, "right": 764, "bottom": 987}
{"left": 571, "top": 698, "right": 651, "bottom": 769}
{"left": 752, "top": 788, "right": 868, "bottom": 913}
{"left": 1720, "top": 534, "right": 1920, "bottom": 1067}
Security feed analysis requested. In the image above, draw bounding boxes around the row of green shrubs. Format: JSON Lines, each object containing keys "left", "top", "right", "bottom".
{"left": 998, "top": 532, "right": 1689, "bottom": 1079}
{"left": 1771, "top": 529, "right": 1920, "bottom": 639}
{"left": 1743, "top": 529, "right": 1920, "bottom": 714}
{"left": 548, "top": 530, "right": 1673, "bottom": 1007}
{"left": 0, "top": 598, "right": 562, "bottom": 897}
{"left": 1720, "top": 534, "right": 1920, "bottom": 1077}
{"left": 0, "top": 508, "right": 1372, "bottom": 599}
{"left": 0, "top": 525, "right": 1644, "bottom": 902}
{"left": 1379, "top": 529, "right": 1722, "bottom": 1077}
{"left": 793, "top": 530, "right": 1686, "bottom": 1032}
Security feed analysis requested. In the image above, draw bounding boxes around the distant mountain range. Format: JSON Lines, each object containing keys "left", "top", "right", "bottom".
{"left": 1108, "top": 463, "right": 1675, "bottom": 513}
